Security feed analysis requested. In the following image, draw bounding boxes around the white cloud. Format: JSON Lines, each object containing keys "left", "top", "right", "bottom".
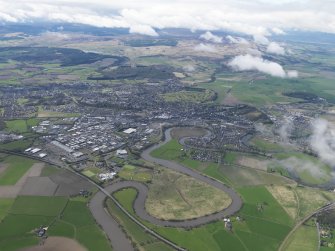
{"left": 310, "top": 118, "right": 335, "bottom": 166}
{"left": 266, "top": 42, "right": 286, "bottom": 55}
{"left": 40, "top": 31, "right": 70, "bottom": 40}
{"left": 247, "top": 48, "right": 262, "bottom": 57}
{"left": 287, "top": 70, "right": 299, "bottom": 78}
{"left": 129, "top": 24, "right": 158, "bottom": 36}
{"left": 228, "top": 54, "right": 297, "bottom": 78}
{"left": 1, "top": 1, "right": 335, "bottom": 36}
{"left": 194, "top": 43, "right": 216, "bottom": 52}
{"left": 226, "top": 35, "right": 249, "bottom": 45}
{"left": 183, "top": 65, "right": 195, "bottom": 72}
{"left": 253, "top": 34, "right": 270, "bottom": 45}
{"left": 272, "top": 27, "right": 286, "bottom": 35}
{"left": 200, "top": 31, "right": 222, "bottom": 43}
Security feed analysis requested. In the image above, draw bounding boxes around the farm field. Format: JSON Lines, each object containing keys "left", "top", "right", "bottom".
{"left": 0, "top": 195, "right": 112, "bottom": 251}
{"left": 0, "top": 155, "right": 37, "bottom": 185}
{"left": 283, "top": 221, "right": 319, "bottom": 251}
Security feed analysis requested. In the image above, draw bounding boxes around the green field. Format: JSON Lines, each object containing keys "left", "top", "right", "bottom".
{"left": 150, "top": 139, "right": 183, "bottom": 160}
{"left": 0, "top": 155, "right": 37, "bottom": 185}
{"left": 0, "top": 138, "right": 34, "bottom": 151}
{"left": 161, "top": 90, "right": 215, "bottom": 103}
{"left": 283, "top": 221, "right": 319, "bottom": 251}
{"left": 250, "top": 137, "right": 286, "bottom": 152}
{"left": 118, "top": 164, "right": 152, "bottom": 182}
{"left": 49, "top": 200, "right": 112, "bottom": 251}
{"left": 232, "top": 76, "right": 335, "bottom": 106}
{"left": 0, "top": 198, "right": 14, "bottom": 221}
{"left": 5, "top": 118, "right": 39, "bottom": 133}
{"left": 10, "top": 196, "right": 68, "bottom": 216}
{"left": 0, "top": 195, "right": 112, "bottom": 251}
{"left": 238, "top": 186, "right": 294, "bottom": 226}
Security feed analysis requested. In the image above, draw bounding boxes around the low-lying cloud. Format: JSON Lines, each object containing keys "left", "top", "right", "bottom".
{"left": 226, "top": 35, "right": 249, "bottom": 45}
{"left": 279, "top": 157, "right": 328, "bottom": 180}
{"left": 200, "top": 31, "right": 222, "bottom": 43}
{"left": 129, "top": 24, "right": 158, "bottom": 36}
{"left": 310, "top": 118, "right": 335, "bottom": 167}
{"left": 194, "top": 43, "right": 216, "bottom": 52}
{"left": 266, "top": 42, "right": 286, "bottom": 55}
{"left": 228, "top": 54, "right": 297, "bottom": 78}
{"left": 278, "top": 117, "right": 293, "bottom": 142}
{"left": 253, "top": 34, "right": 270, "bottom": 45}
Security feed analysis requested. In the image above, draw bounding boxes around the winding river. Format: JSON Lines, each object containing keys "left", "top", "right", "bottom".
{"left": 89, "top": 127, "right": 243, "bottom": 251}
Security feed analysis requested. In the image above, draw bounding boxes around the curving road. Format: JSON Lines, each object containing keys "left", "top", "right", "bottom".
{"left": 89, "top": 127, "right": 243, "bottom": 250}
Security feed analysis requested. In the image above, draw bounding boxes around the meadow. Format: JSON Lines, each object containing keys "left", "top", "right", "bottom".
{"left": 146, "top": 168, "right": 231, "bottom": 220}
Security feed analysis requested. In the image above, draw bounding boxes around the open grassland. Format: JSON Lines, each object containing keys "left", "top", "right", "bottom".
{"left": 218, "top": 164, "right": 293, "bottom": 187}
{"left": 160, "top": 90, "right": 215, "bottom": 103}
{"left": 224, "top": 75, "right": 335, "bottom": 107}
{"left": 266, "top": 185, "right": 298, "bottom": 220}
{"left": 295, "top": 187, "right": 335, "bottom": 219}
{"left": 199, "top": 79, "right": 232, "bottom": 104}
{"left": 268, "top": 185, "right": 335, "bottom": 221}
{"left": 5, "top": 118, "right": 39, "bottom": 133}
{"left": 146, "top": 168, "right": 232, "bottom": 220}
{"left": 0, "top": 155, "right": 36, "bottom": 185}
{"left": 118, "top": 164, "right": 152, "bottom": 182}
{"left": 283, "top": 221, "right": 319, "bottom": 251}
{"left": 170, "top": 127, "right": 207, "bottom": 140}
